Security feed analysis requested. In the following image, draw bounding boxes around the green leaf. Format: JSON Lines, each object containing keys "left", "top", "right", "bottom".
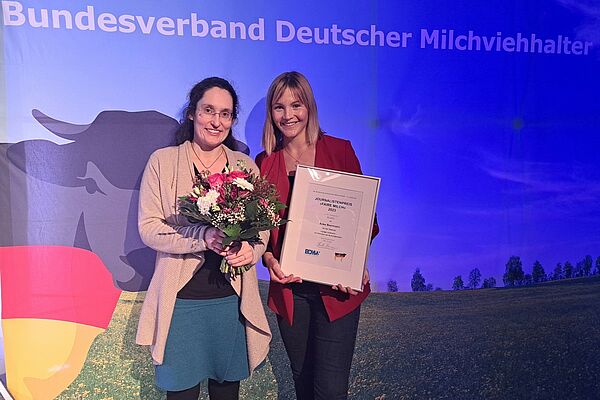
{"left": 274, "top": 201, "right": 287, "bottom": 212}
{"left": 240, "top": 227, "right": 259, "bottom": 240}
{"left": 245, "top": 200, "right": 259, "bottom": 220}
{"left": 223, "top": 224, "right": 242, "bottom": 238}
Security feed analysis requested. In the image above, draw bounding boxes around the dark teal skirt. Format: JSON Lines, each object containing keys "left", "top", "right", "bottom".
{"left": 155, "top": 295, "right": 249, "bottom": 391}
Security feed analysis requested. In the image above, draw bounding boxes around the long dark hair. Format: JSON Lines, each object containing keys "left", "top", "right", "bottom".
{"left": 175, "top": 77, "right": 239, "bottom": 148}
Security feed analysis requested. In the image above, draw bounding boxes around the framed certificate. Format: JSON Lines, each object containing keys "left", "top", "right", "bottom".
{"left": 279, "top": 165, "right": 380, "bottom": 291}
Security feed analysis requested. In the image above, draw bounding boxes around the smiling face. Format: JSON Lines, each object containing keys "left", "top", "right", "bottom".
{"left": 271, "top": 88, "right": 309, "bottom": 145}
{"left": 190, "top": 87, "right": 234, "bottom": 150}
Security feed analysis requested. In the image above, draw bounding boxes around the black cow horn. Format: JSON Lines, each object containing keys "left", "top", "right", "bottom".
{"left": 32, "top": 109, "right": 91, "bottom": 139}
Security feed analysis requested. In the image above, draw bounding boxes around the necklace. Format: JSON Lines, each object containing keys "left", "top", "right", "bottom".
{"left": 284, "top": 144, "right": 313, "bottom": 166}
{"left": 191, "top": 143, "right": 224, "bottom": 173}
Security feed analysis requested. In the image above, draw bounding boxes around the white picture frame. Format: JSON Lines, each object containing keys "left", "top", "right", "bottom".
{"left": 279, "top": 165, "right": 380, "bottom": 291}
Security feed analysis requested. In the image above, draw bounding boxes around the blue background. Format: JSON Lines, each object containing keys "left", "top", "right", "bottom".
{"left": 2, "top": 0, "right": 599, "bottom": 291}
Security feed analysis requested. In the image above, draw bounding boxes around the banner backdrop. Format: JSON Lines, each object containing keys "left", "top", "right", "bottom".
{"left": 1, "top": 0, "right": 599, "bottom": 398}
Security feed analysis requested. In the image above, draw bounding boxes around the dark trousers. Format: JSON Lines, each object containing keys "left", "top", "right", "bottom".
{"left": 277, "top": 283, "right": 361, "bottom": 400}
{"left": 166, "top": 379, "right": 239, "bottom": 400}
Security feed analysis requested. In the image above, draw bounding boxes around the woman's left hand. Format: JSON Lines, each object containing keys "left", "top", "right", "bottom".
{"left": 224, "top": 241, "right": 254, "bottom": 268}
{"left": 332, "top": 268, "right": 369, "bottom": 296}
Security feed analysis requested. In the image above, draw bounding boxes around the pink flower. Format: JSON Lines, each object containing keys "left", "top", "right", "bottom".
{"left": 207, "top": 173, "right": 226, "bottom": 188}
{"left": 178, "top": 165, "right": 287, "bottom": 279}
{"left": 226, "top": 170, "right": 248, "bottom": 182}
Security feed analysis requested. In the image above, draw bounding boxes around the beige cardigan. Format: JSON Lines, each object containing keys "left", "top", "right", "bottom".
{"left": 135, "top": 141, "right": 271, "bottom": 372}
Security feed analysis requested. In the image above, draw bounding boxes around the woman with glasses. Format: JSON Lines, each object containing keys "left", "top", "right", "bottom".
{"left": 136, "top": 77, "right": 271, "bottom": 400}
{"left": 256, "top": 71, "right": 379, "bottom": 400}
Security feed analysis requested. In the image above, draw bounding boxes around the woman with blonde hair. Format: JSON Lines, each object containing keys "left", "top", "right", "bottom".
{"left": 256, "top": 71, "right": 379, "bottom": 400}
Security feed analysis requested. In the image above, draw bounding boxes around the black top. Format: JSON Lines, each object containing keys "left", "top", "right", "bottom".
{"left": 287, "top": 174, "right": 295, "bottom": 205}
{"left": 177, "top": 250, "right": 236, "bottom": 299}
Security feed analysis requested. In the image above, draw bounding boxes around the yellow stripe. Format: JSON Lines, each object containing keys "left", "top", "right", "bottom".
{"left": 3, "top": 319, "right": 103, "bottom": 400}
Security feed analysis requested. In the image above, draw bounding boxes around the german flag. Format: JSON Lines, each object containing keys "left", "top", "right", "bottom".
{"left": 0, "top": 246, "right": 121, "bottom": 399}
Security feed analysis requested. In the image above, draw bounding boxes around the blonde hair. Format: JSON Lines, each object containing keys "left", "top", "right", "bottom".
{"left": 262, "top": 71, "right": 322, "bottom": 155}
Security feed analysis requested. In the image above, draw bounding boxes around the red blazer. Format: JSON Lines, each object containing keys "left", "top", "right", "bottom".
{"left": 256, "top": 134, "right": 380, "bottom": 325}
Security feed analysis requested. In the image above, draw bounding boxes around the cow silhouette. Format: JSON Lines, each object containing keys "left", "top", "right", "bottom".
{"left": 0, "top": 109, "right": 249, "bottom": 291}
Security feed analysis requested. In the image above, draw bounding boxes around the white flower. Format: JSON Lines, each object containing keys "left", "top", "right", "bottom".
{"left": 192, "top": 186, "right": 201, "bottom": 196}
{"left": 233, "top": 177, "right": 254, "bottom": 191}
{"left": 196, "top": 189, "right": 220, "bottom": 214}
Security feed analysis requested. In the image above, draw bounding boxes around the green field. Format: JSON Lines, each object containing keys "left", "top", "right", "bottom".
{"left": 57, "top": 276, "right": 600, "bottom": 399}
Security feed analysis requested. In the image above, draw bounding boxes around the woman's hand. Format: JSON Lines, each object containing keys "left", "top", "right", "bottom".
{"left": 263, "top": 252, "right": 302, "bottom": 284}
{"left": 204, "top": 227, "right": 225, "bottom": 253}
{"left": 332, "top": 268, "right": 369, "bottom": 296}
{"left": 225, "top": 241, "right": 254, "bottom": 268}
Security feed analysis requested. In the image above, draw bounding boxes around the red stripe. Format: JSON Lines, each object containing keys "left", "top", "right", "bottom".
{"left": 0, "top": 246, "right": 121, "bottom": 329}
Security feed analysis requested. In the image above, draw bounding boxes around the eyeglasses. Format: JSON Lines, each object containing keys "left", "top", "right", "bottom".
{"left": 198, "top": 106, "right": 234, "bottom": 121}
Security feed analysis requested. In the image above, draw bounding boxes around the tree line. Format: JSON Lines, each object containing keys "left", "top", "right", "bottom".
{"left": 386, "top": 255, "right": 600, "bottom": 292}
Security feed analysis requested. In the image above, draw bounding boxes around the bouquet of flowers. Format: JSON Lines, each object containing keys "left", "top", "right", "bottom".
{"left": 178, "top": 160, "right": 287, "bottom": 277}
